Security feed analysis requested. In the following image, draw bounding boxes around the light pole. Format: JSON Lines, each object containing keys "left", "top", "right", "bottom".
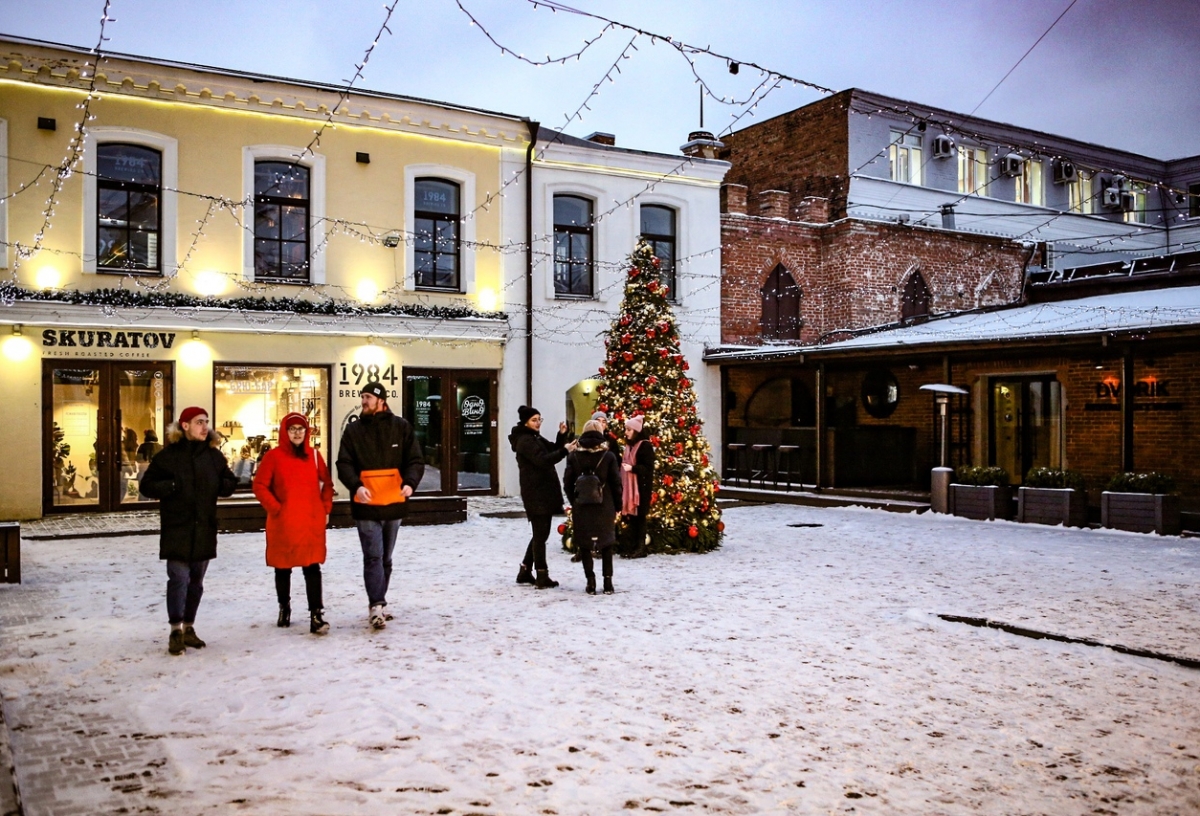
{"left": 920, "top": 383, "right": 968, "bottom": 513}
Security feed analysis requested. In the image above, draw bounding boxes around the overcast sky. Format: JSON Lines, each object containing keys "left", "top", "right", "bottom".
{"left": 2, "top": 0, "right": 1197, "bottom": 160}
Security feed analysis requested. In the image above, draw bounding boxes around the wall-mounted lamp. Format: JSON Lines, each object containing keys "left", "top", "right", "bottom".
{"left": 11, "top": 324, "right": 22, "bottom": 337}
{"left": 367, "top": 335, "right": 375, "bottom": 346}
{"left": 382, "top": 232, "right": 400, "bottom": 248}
{"left": 356, "top": 152, "right": 370, "bottom": 164}
{"left": 37, "top": 117, "right": 56, "bottom": 131}
{"left": 192, "top": 330, "right": 200, "bottom": 340}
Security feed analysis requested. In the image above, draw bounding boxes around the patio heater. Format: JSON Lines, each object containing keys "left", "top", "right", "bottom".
{"left": 919, "top": 383, "right": 968, "bottom": 513}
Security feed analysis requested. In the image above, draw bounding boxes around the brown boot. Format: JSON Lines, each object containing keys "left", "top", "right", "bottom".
{"left": 535, "top": 569, "right": 559, "bottom": 589}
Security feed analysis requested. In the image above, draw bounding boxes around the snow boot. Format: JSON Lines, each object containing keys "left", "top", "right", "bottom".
{"left": 516, "top": 563, "right": 536, "bottom": 585}
{"left": 310, "top": 610, "right": 329, "bottom": 635}
{"left": 182, "top": 625, "right": 206, "bottom": 649}
{"left": 535, "top": 569, "right": 559, "bottom": 589}
{"left": 602, "top": 575, "right": 614, "bottom": 595}
{"left": 277, "top": 604, "right": 291, "bottom": 628}
{"left": 369, "top": 604, "right": 387, "bottom": 630}
{"left": 168, "top": 628, "right": 185, "bottom": 656}
{"left": 585, "top": 571, "right": 596, "bottom": 595}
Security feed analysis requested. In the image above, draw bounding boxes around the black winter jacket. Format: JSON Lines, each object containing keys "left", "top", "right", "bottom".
{"left": 336, "top": 409, "right": 425, "bottom": 520}
{"left": 563, "top": 430, "right": 623, "bottom": 549}
{"left": 623, "top": 434, "right": 656, "bottom": 515}
{"left": 509, "top": 423, "right": 572, "bottom": 516}
{"left": 139, "top": 431, "right": 238, "bottom": 562}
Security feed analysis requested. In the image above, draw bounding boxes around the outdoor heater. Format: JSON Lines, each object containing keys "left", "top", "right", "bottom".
{"left": 920, "top": 383, "right": 968, "bottom": 513}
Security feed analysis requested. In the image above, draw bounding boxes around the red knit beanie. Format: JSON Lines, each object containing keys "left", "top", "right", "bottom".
{"left": 178, "top": 406, "right": 208, "bottom": 425}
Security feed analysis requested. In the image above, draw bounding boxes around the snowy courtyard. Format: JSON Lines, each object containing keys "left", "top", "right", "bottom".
{"left": 1, "top": 502, "right": 1198, "bottom": 815}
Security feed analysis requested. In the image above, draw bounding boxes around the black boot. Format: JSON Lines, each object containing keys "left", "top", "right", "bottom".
{"left": 603, "top": 575, "right": 614, "bottom": 595}
{"left": 516, "top": 563, "right": 535, "bottom": 585}
{"left": 585, "top": 571, "right": 596, "bottom": 595}
{"left": 277, "top": 604, "right": 291, "bottom": 628}
{"left": 310, "top": 610, "right": 329, "bottom": 635}
{"left": 535, "top": 569, "right": 559, "bottom": 589}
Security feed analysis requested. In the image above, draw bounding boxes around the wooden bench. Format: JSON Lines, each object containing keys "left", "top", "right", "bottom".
{"left": 216, "top": 496, "right": 468, "bottom": 534}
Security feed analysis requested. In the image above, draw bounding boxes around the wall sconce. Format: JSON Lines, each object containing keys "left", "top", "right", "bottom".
{"left": 11, "top": 324, "right": 21, "bottom": 337}
{"left": 192, "top": 330, "right": 200, "bottom": 340}
{"left": 382, "top": 232, "right": 400, "bottom": 248}
{"left": 36, "top": 266, "right": 60, "bottom": 290}
{"left": 367, "top": 335, "right": 375, "bottom": 345}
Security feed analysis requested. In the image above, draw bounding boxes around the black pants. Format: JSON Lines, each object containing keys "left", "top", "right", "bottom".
{"left": 625, "top": 512, "right": 648, "bottom": 553}
{"left": 522, "top": 514, "right": 553, "bottom": 571}
{"left": 580, "top": 544, "right": 613, "bottom": 578}
{"left": 275, "top": 564, "right": 323, "bottom": 611}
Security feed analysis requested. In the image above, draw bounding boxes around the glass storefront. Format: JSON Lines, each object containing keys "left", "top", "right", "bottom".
{"left": 404, "top": 369, "right": 497, "bottom": 494}
{"left": 990, "top": 376, "right": 1061, "bottom": 484}
{"left": 213, "top": 365, "right": 329, "bottom": 495}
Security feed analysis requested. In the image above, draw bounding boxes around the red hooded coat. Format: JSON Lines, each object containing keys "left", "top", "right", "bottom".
{"left": 253, "top": 413, "right": 334, "bottom": 568}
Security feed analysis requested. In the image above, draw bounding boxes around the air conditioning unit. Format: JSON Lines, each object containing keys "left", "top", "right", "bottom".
{"left": 999, "top": 153, "right": 1024, "bottom": 177}
{"left": 931, "top": 134, "right": 955, "bottom": 159}
{"left": 1052, "top": 159, "right": 1077, "bottom": 184}
{"left": 1111, "top": 174, "right": 1128, "bottom": 191}
{"left": 1101, "top": 186, "right": 1123, "bottom": 209}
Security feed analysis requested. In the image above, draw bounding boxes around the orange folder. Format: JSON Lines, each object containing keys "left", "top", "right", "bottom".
{"left": 357, "top": 469, "right": 405, "bottom": 505}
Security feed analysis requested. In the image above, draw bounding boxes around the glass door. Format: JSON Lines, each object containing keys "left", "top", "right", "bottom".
{"left": 455, "top": 376, "right": 492, "bottom": 491}
{"left": 43, "top": 361, "right": 174, "bottom": 513}
{"left": 404, "top": 372, "right": 444, "bottom": 494}
{"left": 403, "top": 369, "right": 497, "bottom": 494}
{"left": 989, "top": 376, "right": 1060, "bottom": 485}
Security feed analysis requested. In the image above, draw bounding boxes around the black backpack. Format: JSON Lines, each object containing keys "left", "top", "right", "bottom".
{"left": 574, "top": 458, "right": 604, "bottom": 506}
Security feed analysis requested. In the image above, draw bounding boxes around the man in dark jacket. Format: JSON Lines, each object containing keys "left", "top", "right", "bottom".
{"left": 336, "top": 382, "right": 424, "bottom": 630}
{"left": 139, "top": 406, "right": 238, "bottom": 655}
{"left": 508, "top": 405, "right": 574, "bottom": 589}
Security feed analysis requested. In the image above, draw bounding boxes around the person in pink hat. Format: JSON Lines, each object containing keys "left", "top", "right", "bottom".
{"left": 620, "top": 414, "right": 656, "bottom": 559}
{"left": 140, "top": 406, "right": 238, "bottom": 655}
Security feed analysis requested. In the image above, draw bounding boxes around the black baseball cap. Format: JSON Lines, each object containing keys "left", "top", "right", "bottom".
{"left": 361, "top": 383, "right": 388, "bottom": 400}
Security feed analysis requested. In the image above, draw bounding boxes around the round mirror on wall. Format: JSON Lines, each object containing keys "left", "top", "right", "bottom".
{"left": 861, "top": 368, "right": 900, "bottom": 419}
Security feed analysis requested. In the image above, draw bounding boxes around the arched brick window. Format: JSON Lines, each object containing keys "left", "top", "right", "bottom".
{"left": 900, "top": 268, "right": 931, "bottom": 322}
{"left": 760, "top": 264, "right": 801, "bottom": 341}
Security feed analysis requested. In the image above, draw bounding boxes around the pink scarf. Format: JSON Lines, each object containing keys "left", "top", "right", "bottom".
{"left": 621, "top": 441, "right": 642, "bottom": 515}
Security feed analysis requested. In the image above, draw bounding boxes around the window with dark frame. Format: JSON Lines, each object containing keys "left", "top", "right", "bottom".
{"left": 413, "top": 178, "right": 461, "bottom": 289}
{"left": 96, "top": 144, "right": 162, "bottom": 273}
{"left": 640, "top": 204, "right": 677, "bottom": 297}
{"left": 1189, "top": 182, "right": 1200, "bottom": 219}
{"left": 760, "top": 263, "right": 801, "bottom": 341}
{"left": 253, "top": 161, "right": 310, "bottom": 282}
{"left": 901, "top": 269, "right": 931, "bottom": 322}
{"left": 554, "top": 195, "right": 593, "bottom": 297}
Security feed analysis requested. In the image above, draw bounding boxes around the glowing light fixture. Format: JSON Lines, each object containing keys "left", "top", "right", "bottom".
{"left": 195, "top": 270, "right": 227, "bottom": 297}
{"left": 35, "top": 267, "right": 60, "bottom": 290}
{"left": 477, "top": 287, "right": 498, "bottom": 312}
{"left": 356, "top": 279, "right": 379, "bottom": 304}
{"left": 2, "top": 335, "right": 32, "bottom": 362}
{"left": 179, "top": 338, "right": 210, "bottom": 368}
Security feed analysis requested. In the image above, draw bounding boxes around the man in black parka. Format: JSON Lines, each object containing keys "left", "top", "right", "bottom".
{"left": 139, "top": 406, "right": 238, "bottom": 655}
{"left": 336, "top": 383, "right": 425, "bottom": 630}
{"left": 508, "top": 405, "right": 574, "bottom": 589}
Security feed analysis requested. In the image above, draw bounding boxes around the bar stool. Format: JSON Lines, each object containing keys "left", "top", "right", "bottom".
{"left": 725, "top": 443, "right": 747, "bottom": 486}
{"left": 775, "top": 445, "right": 801, "bottom": 491}
{"left": 749, "top": 444, "right": 775, "bottom": 489}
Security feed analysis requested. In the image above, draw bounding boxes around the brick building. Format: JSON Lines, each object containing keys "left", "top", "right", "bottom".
{"left": 705, "top": 89, "right": 1200, "bottom": 523}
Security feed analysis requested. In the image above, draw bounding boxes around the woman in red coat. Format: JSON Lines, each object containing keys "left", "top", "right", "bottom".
{"left": 253, "top": 413, "right": 334, "bottom": 634}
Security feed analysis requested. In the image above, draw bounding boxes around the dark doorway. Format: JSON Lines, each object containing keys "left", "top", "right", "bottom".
{"left": 989, "top": 376, "right": 1061, "bottom": 484}
{"left": 403, "top": 369, "right": 498, "bottom": 495}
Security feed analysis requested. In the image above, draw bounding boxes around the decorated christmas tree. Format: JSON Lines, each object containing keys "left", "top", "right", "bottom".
{"left": 561, "top": 240, "right": 723, "bottom": 554}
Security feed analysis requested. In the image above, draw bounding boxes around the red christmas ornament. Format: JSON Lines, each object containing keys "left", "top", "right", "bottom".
{"left": 647, "top": 375, "right": 658, "bottom": 386}
{"left": 650, "top": 492, "right": 658, "bottom": 505}
{"left": 651, "top": 256, "right": 661, "bottom": 268}
{"left": 621, "top": 333, "right": 632, "bottom": 345}
{"left": 690, "top": 424, "right": 700, "bottom": 436}
{"left": 598, "top": 367, "right": 606, "bottom": 376}
{"left": 663, "top": 474, "right": 674, "bottom": 487}
{"left": 677, "top": 417, "right": 687, "bottom": 428}
{"left": 679, "top": 378, "right": 690, "bottom": 390}
{"left": 688, "top": 525, "right": 698, "bottom": 538}
{"left": 701, "top": 454, "right": 709, "bottom": 467}
{"left": 713, "top": 483, "right": 720, "bottom": 492}
{"left": 646, "top": 328, "right": 656, "bottom": 339}
{"left": 640, "top": 397, "right": 653, "bottom": 409}
{"left": 648, "top": 281, "right": 659, "bottom": 292}
{"left": 623, "top": 351, "right": 634, "bottom": 361}
{"left": 658, "top": 321, "right": 670, "bottom": 333}
{"left": 632, "top": 384, "right": 644, "bottom": 394}
{"left": 682, "top": 361, "right": 690, "bottom": 371}
{"left": 599, "top": 404, "right": 608, "bottom": 413}
{"left": 658, "top": 348, "right": 669, "bottom": 359}
{"left": 649, "top": 435, "right": 661, "bottom": 446}
{"left": 673, "top": 492, "right": 683, "bottom": 504}
{"left": 701, "top": 501, "right": 709, "bottom": 512}
{"left": 620, "top": 314, "right": 631, "bottom": 326}
{"left": 673, "top": 442, "right": 683, "bottom": 456}
{"left": 557, "top": 523, "right": 566, "bottom": 534}
{"left": 628, "top": 266, "right": 639, "bottom": 278}
{"left": 717, "top": 521, "right": 725, "bottom": 532}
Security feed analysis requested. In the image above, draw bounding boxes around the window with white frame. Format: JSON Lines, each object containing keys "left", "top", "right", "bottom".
{"left": 957, "top": 146, "right": 989, "bottom": 196}
{"left": 640, "top": 204, "right": 676, "bottom": 297}
{"left": 889, "top": 130, "right": 922, "bottom": 185}
{"left": 1016, "top": 159, "right": 1045, "bottom": 206}
{"left": 554, "top": 195, "right": 594, "bottom": 297}
{"left": 253, "top": 161, "right": 311, "bottom": 282}
{"left": 96, "top": 144, "right": 162, "bottom": 272}
{"left": 1124, "top": 181, "right": 1150, "bottom": 224}
{"left": 1068, "top": 170, "right": 1095, "bottom": 214}
{"left": 413, "top": 178, "right": 461, "bottom": 290}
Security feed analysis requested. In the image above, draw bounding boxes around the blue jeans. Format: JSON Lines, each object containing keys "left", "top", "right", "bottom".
{"left": 166, "top": 559, "right": 209, "bottom": 624}
{"left": 355, "top": 519, "right": 401, "bottom": 607}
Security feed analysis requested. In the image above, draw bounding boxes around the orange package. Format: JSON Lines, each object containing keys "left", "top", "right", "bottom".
{"left": 357, "top": 469, "right": 405, "bottom": 505}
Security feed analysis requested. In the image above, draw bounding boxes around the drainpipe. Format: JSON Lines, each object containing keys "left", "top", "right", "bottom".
{"left": 525, "top": 120, "right": 539, "bottom": 406}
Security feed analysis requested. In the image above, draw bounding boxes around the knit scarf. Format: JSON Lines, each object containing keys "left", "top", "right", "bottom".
{"left": 621, "top": 441, "right": 642, "bottom": 515}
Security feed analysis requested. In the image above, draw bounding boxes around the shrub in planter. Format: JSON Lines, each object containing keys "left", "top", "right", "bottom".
{"left": 1018, "top": 468, "right": 1087, "bottom": 527}
{"left": 950, "top": 466, "right": 1012, "bottom": 520}
{"left": 1101, "top": 472, "right": 1180, "bottom": 535}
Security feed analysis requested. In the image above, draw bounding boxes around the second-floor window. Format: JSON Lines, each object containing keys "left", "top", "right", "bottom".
{"left": 1016, "top": 160, "right": 1045, "bottom": 206}
{"left": 1068, "top": 171, "right": 1095, "bottom": 214}
{"left": 1124, "top": 182, "right": 1149, "bottom": 224}
{"left": 254, "top": 161, "right": 310, "bottom": 282}
{"left": 761, "top": 264, "right": 800, "bottom": 341}
{"left": 640, "top": 205, "right": 677, "bottom": 297}
{"left": 901, "top": 269, "right": 931, "bottom": 322}
{"left": 889, "top": 131, "right": 922, "bottom": 185}
{"left": 1190, "top": 183, "right": 1200, "bottom": 219}
{"left": 957, "top": 146, "right": 989, "bottom": 196}
{"left": 97, "top": 144, "right": 162, "bottom": 272}
{"left": 554, "top": 195, "right": 593, "bottom": 297}
{"left": 414, "top": 178, "right": 461, "bottom": 289}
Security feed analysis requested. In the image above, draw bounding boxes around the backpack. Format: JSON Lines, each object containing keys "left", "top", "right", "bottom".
{"left": 574, "top": 458, "right": 604, "bottom": 506}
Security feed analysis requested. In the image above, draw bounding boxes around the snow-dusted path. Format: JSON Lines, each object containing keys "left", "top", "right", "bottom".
{"left": 1, "top": 504, "right": 1198, "bottom": 815}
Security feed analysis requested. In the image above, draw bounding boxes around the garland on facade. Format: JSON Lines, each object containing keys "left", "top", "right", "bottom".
{"left": 0, "top": 281, "right": 506, "bottom": 321}
{"left": 561, "top": 240, "right": 723, "bottom": 555}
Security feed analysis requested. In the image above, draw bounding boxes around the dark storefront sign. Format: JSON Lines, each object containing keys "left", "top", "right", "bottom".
{"left": 1085, "top": 376, "right": 1182, "bottom": 411}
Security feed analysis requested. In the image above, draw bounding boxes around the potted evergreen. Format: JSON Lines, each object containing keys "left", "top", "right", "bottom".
{"left": 1017, "top": 467, "right": 1088, "bottom": 528}
{"left": 950, "top": 466, "right": 1012, "bottom": 520}
{"left": 1101, "top": 472, "right": 1180, "bottom": 535}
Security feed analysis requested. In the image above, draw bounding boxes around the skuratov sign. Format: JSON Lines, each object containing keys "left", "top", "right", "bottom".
{"left": 41, "top": 329, "right": 177, "bottom": 354}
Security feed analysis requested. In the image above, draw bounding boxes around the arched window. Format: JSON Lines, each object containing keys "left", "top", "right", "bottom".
{"left": 254, "top": 161, "right": 310, "bottom": 282}
{"left": 414, "top": 178, "right": 461, "bottom": 289}
{"left": 640, "top": 204, "right": 676, "bottom": 297}
{"left": 554, "top": 195, "right": 593, "bottom": 297}
{"left": 96, "top": 144, "right": 162, "bottom": 272}
{"left": 900, "top": 268, "right": 931, "bottom": 322}
{"left": 760, "top": 263, "right": 800, "bottom": 341}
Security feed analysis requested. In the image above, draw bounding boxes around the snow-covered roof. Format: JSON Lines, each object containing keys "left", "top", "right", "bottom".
{"left": 707, "top": 284, "right": 1200, "bottom": 362}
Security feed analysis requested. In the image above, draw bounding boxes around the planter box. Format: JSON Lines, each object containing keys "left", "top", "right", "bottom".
{"left": 950, "top": 484, "right": 1013, "bottom": 521}
{"left": 1017, "top": 487, "right": 1087, "bottom": 528}
{"left": 1101, "top": 492, "right": 1181, "bottom": 536}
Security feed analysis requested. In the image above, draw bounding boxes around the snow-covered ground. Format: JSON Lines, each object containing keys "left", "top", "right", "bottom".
{"left": 1, "top": 504, "right": 1198, "bottom": 815}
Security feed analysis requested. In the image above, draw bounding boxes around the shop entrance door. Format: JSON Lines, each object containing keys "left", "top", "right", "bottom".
{"left": 989, "top": 376, "right": 1060, "bottom": 485}
{"left": 403, "top": 369, "right": 497, "bottom": 495}
{"left": 42, "top": 361, "right": 174, "bottom": 513}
